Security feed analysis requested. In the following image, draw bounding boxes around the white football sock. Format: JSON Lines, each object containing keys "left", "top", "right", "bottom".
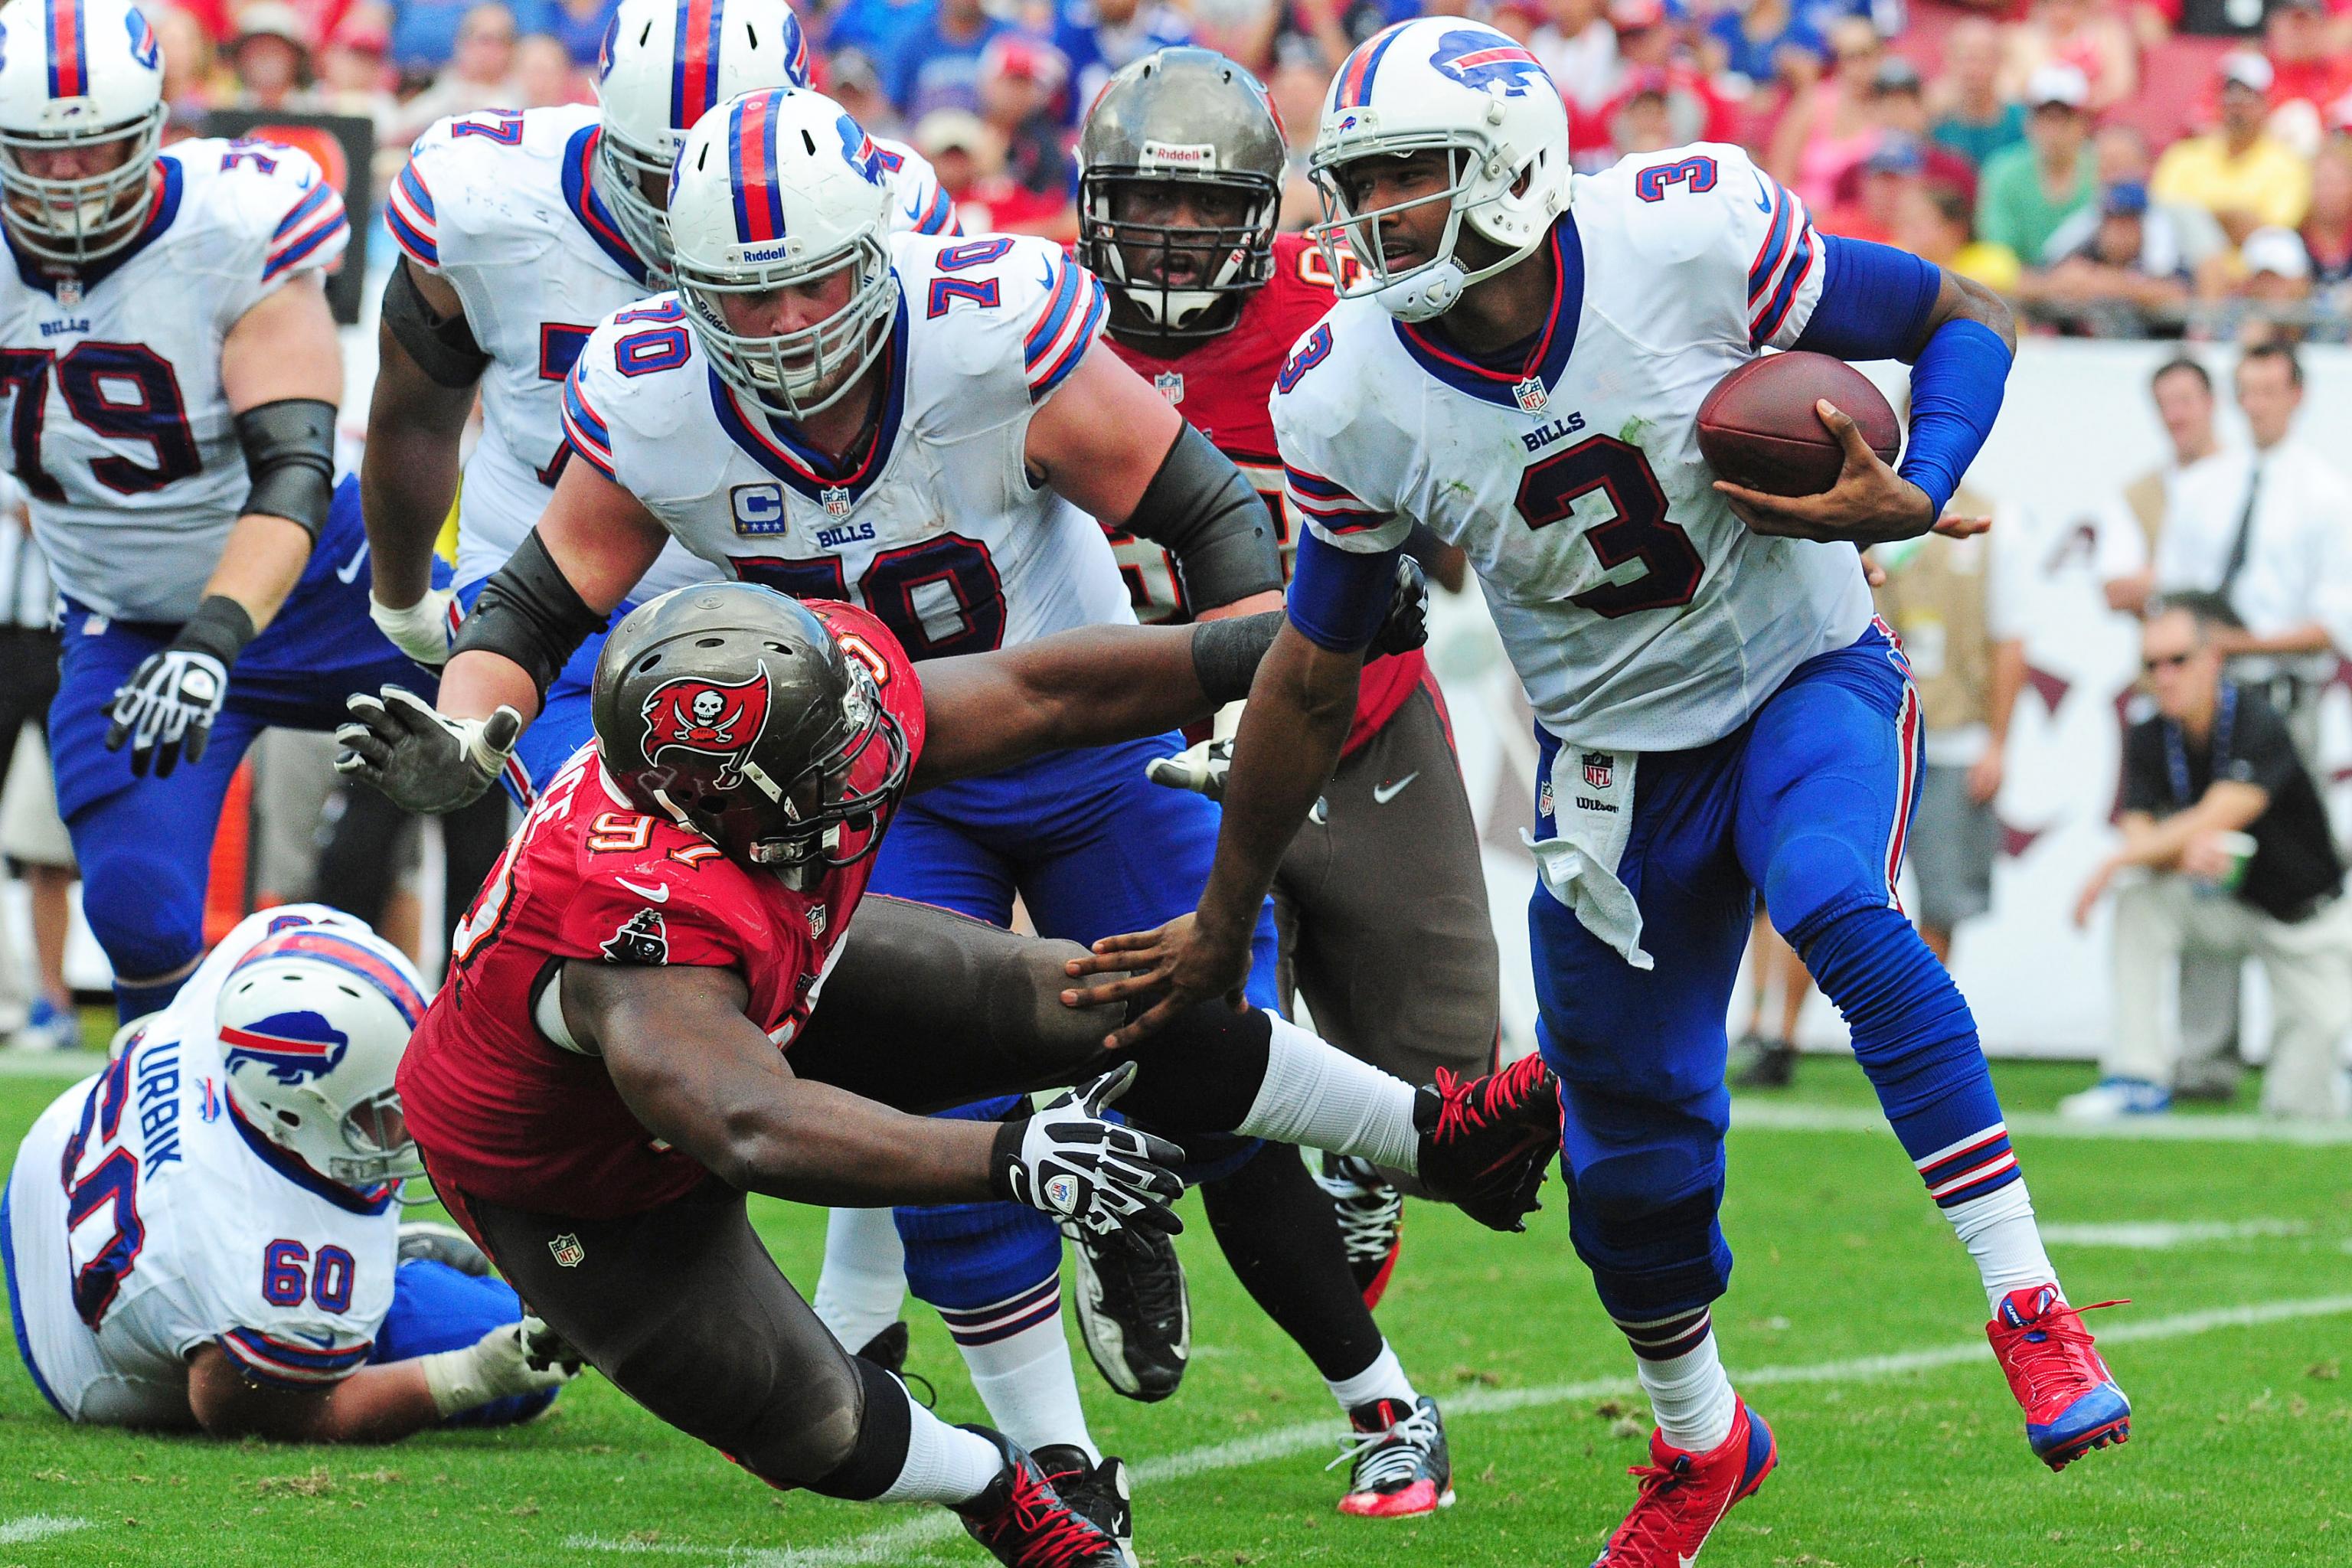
{"left": 813, "top": 1207, "right": 908, "bottom": 1353}
{"left": 1945, "top": 1179, "right": 2062, "bottom": 1314}
{"left": 948, "top": 1285, "right": 1100, "bottom": 1465}
{"left": 877, "top": 1394, "right": 1006, "bottom": 1505}
{"left": 1240, "top": 1016, "right": 1423, "bottom": 1175}
{"left": 1324, "top": 1339, "right": 1418, "bottom": 1415}
{"left": 1638, "top": 1331, "right": 1738, "bottom": 1455}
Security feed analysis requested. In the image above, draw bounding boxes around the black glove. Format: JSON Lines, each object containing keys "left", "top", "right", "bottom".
{"left": 104, "top": 596, "right": 255, "bottom": 779}
{"left": 1371, "top": 554, "right": 1429, "bottom": 658}
{"left": 991, "top": 1063, "right": 1185, "bottom": 1255}
{"left": 334, "top": 686, "right": 523, "bottom": 813}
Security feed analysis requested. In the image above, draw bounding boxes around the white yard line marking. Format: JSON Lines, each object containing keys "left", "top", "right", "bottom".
{"left": 567, "top": 1293, "right": 2352, "bottom": 1567}
{"left": 1732, "top": 1101, "right": 2352, "bottom": 1146}
{"left": 0, "top": 1514, "right": 94, "bottom": 1545}
{"left": 2041, "top": 1219, "right": 2311, "bottom": 1249}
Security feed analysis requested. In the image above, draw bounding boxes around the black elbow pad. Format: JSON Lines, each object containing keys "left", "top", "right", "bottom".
{"left": 452, "top": 531, "right": 610, "bottom": 702}
{"left": 235, "top": 398, "right": 336, "bottom": 539}
{"left": 1124, "top": 423, "right": 1284, "bottom": 611}
{"left": 381, "top": 260, "right": 490, "bottom": 389}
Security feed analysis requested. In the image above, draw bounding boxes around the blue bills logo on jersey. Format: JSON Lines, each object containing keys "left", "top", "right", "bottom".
{"left": 1426, "top": 30, "right": 1545, "bottom": 96}
{"left": 838, "top": 114, "right": 884, "bottom": 187}
{"left": 640, "top": 668, "right": 771, "bottom": 786}
{"left": 220, "top": 1011, "right": 351, "bottom": 1086}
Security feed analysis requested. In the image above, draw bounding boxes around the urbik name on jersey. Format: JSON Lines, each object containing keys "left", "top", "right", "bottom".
{"left": 134, "top": 1036, "right": 185, "bottom": 1169}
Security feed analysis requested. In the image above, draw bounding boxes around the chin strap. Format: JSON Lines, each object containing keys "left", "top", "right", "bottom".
{"left": 1375, "top": 259, "right": 1466, "bottom": 323}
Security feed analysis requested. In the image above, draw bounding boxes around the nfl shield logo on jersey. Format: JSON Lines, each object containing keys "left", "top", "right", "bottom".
{"left": 550, "top": 1233, "right": 586, "bottom": 1269}
{"left": 1582, "top": 751, "right": 1614, "bottom": 790}
{"left": 806, "top": 904, "right": 827, "bottom": 940}
{"left": 57, "top": 276, "right": 82, "bottom": 309}
{"left": 1155, "top": 371, "right": 1184, "bottom": 405}
{"left": 822, "top": 485, "right": 852, "bottom": 519}
{"left": 1514, "top": 376, "right": 1548, "bottom": 413}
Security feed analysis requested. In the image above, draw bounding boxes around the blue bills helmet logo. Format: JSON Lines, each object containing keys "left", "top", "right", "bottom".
{"left": 125, "top": 6, "right": 158, "bottom": 70}
{"left": 837, "top": 115, "right": 883, "bottom": 186}
{"left": 639, "top": 667, "right": 772, "bottom": 787}
{"left": 220, "top": 1010, "right": 351, "bottom": 1086}
{"left": 1429, "top": 31, "right": 1545, "bottom": 96}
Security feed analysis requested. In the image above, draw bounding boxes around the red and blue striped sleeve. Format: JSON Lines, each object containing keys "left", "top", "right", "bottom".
{"left": 217, "top": 1326, "right": 374, "bottom": 1388}
{"left": 560, "top": 357, "right": 618, "bottom": 482}
{"left": 1021, "top": 253, "right": 1109, "bottom": 403}
{"left": 385, "top": 157, "right": 439, "bottom": 270}
{"left": 262, "top": 173, "right": 350, "bottom": 286}
{"left": 1740, "top": 168, "right": 1821, "bottom": 351}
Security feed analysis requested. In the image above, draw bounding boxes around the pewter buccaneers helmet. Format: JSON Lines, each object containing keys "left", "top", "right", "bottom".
{"left": 594, "top": 0, "right": 813, "bottom": 283}
{"left": 591, "top": 584, "right": 910, "bottom": 888}
{"left": 665, "top": 87, "right": 899, "bottom": 419}
{"left": 0, "top": 0, "right": 168, "bottom": 266}
{"left": 216, "top": 924, "right": 432, "bottom": 1190}
{"left": 1077, "top": 47, "right": 1285, "bottom": 338}
{"left": 1311, "top": 18, "right": 1568, "bottom": 322}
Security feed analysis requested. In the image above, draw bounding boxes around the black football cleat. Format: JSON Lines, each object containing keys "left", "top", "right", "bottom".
{"left": 1331, "top": 1395, "right": 1455, "bottom": 1518}
{"left": 1033, "top": 1445, "right": 1135, "bottom": 1567}
{"left": 1315, "top": 1152, "right": 1406, "bottom": 1308}
{"left": 398, "top": 1220, "right": 492, "bottom": 1277}
{"left": 1414, "top": 1053, "right": 1562, "bottom": 1232}
{"left": 954, "top": 1426, "right": 1127, "bottom": 1568}
{"left": 1068, "top": 1219, "right": 1189, "bottom": 1403}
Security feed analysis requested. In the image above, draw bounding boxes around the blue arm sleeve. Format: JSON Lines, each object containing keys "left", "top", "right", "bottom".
{"left": 1287, "top": 532, "right": 1400, "bottom": 652}
{"left": 1792, "top": 236, "right": 2011, "bottom": 523}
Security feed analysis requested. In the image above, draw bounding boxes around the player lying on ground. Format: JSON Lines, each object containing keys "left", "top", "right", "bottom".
{"left": 1067, "top": 19, "right": 2128, "bottom": 1568}
{"left": 3, "top": 906, "right": 574, "bottom": 1440}
{"left": 335, "top": 581, "right": 1560, "bottom": 1568}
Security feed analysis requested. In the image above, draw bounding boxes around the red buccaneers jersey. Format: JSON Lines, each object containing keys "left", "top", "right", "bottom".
{"left": 397, "top": 603, "right": 927, "bottom": 1219}
{"left": 1096, "top": 232, "right": 1428, "bottom": 756}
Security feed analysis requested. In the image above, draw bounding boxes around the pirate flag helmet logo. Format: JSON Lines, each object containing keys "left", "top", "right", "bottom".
{"left": 639, "top": 666, "right": 774, "bottom": 788}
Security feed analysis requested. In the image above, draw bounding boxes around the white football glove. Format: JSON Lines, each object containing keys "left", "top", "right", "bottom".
{"left": 991, "top": 1063, "right": 1184, "bottom": 1255}
{"left": 417, "top": 1313, "right": 582, "bottom": 1416}
{"left": 1145, "top": 737, "right": 1328, "bottom": 825}
{"left": 105, "top": 648, "right": 228, "bottom": 779}
{"left": 334, "top": 686, "right": 521, "bottom": 812}
{"left": 370, "top": 586, "right": 458, "bottom": 668}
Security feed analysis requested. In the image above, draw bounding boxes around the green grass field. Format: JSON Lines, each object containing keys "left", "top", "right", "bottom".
{"left": 2, "top": 1052, "right": 2348, "bottom": 1568}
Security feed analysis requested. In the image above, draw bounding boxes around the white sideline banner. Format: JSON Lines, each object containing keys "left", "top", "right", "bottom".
{"left": 1437, "top": 338, "right": 2352, "bottom": 1059}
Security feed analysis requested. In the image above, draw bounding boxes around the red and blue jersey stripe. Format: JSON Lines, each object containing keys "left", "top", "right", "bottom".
{"left": 46, "top": 0, "right": 87, "bottom": 99}
{"left": 727, "top": 90, "right": 787, "bottom": 245}
{"left": 1021, "top": 256, "right": 1106, "bottom": 402}
{"left": 217, "top": 1327, "right": 374, "bottom": 1387}
{"left": 669, "top": 0, "right": 725, "bottom": 131}
{"left": 560, "top": 364, "right": 617, "bottom": 480}
{"left": 1330, "top": 21, "right": 1410, "bottom": 111}
{"left": 384, "top": 159, "right": 438, "bottom": 268}
{"left": 1746, "top": 173, "right": 1818, "bottom": 349}
{"left": 1283, "top": 462, "right": 1381, "bottom": 533}
{"left": 263, "top": 178, "right": 348, "bottom": 283}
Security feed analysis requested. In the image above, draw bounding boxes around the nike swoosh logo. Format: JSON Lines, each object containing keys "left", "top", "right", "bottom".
{"left": 292, "top": 1330, "right": 341, "bottom": 1349}
{"left": 1372, "top": 772, "right": 1419, "bottom": 805}
{"left": 1751, "top": 169, "right": 1773, "bottom": 213}
{"left": 614, "top": 877, "right": 670, "bottom": 903}
{"left": 334, "top": 541, "right": 370, "bottom": 583}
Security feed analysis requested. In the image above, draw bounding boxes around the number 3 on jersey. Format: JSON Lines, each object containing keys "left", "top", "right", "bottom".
{"left": 1516, "top": 434, "right": 1702, "bottom": 618}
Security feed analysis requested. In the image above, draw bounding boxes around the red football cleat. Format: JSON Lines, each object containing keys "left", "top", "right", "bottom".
{"left": 1987, "top": 1285, "right": 2132, "bottom": 1471}
{"left": 1591, "top": 1399, "right": 1776, "bottom": 1567}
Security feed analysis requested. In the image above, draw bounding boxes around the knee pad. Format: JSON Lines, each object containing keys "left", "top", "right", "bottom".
{"left": 984, "top": 937, "right": 1116, "bottom": 1088}
{"left": 894, "top": 1199, "right": 1063, "bottom": 1312}
{"left": 736, "top": 1345, "right": 878, "bottom": 1494}
{"left": 1762, "top": 829, "right": 1887, "bottom": 949}
{"left": 1564, "top": 1170, "right": 1733, "bottom": 1321}
{"left": 75, "top": 836, "right": 204, "bottom": 980}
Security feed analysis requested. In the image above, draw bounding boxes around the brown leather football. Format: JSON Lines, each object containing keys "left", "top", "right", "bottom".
{"left": 1694, "top": 351, "right": 1901, "bottom": 498}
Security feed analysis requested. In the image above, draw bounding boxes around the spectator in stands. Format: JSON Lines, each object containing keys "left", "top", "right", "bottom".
{"left": 154, "top": 2, "right": 220, "bottom": 132}
{"left": 1051, "top": 0, "right": 1191, "bottom": 117}
{"left": 1998, "top": 0, "right": 2139, "bottom": 114}
{"left": 1820, "top": 132, "right": 1923, "bottom": 241}
{"left": 826, "top": 0, "right": 936, "bottom": 77}
{"left": 2228, "top": 224, "right": 2317, "bottom": 338}
{"left": 2105, "top": 356, "right": 2223, "bottom": 615}
{"left": 2014, "top": 180, "right": 2196, "bottom": 332}
{"left": 531, "top": 0, "right": 619, "bottom": 70}
{"left": 2152, "top": 51, "right": 2314, "bottom": 246}
{"left": 2068, "top": 594, "right": 2351, "bottom": 1122}
{"left": 514, "top": 31, "right": 584, "bottom": 106}
{"left": 387, "top": 0, "right": 491, "bottom": 81}
{"left": 2084, "top": 121, "right": 2233, "bottom": 276}
{"left": 384, "top": 1, "right": 523, "bottom": 145}
{"left": 2154, "top": 341, "right": 2352, "bottom": 776}
{"left": 1870, "top": 520, "right": 2025, "bottom": 968}
{"left": 887, "top": 0, "right": 1018, "bottom": 121}
{"left": 1607, "top": 0, "right": 1733, "bottom": 145}
{"left": 1527, "top": 0, "right": 1619, "bottom": 114}
{"left": 1603, "top": 69, "right": 1681, "bottom": 157}
{"left": 2260, "top": 0, "right": 2350, "bottom": 156}
{"left": 1976, "top": 64, "right": 2099, "bottom": 265}
{"left": 1771, "top": 16, "right": 1888, "bottom": 208}
{"left": 317, "top": 13, "right": 397, "bottom": 137}
{"left": 1891, "top": 179, "right": 2024, "bottom": 289}
{"left": 828, "top": 48, "right": 903, "bottom": 142}
{"left": 224, "top": 2, "right": 315, "bottom": 112}
{"left": 977, "top": 34, "right": 1076, "bottom": 206}
{"left": 1930, "top": 18, "right": 2027, "bottom": 169}
{"left": 1864, "top": 55, "right": 1981, "bottom": 204}
{"left": 914, "top": 107, "right": 1066, "bottom": 236}
{"left": 1704, "top": 0, "right": 1825, "bottom": 90}
{"left": 2298, "top": 132, "right": 2352, "bottom": 285}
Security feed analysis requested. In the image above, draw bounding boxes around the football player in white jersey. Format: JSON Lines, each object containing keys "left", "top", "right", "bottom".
{"left": 0, "top": 0, "right": 439, "bottom": 1027}
{"left": 1067, "top": 19, "right": 2129, "bottom": 1565}
{"left": 343, "top": 83, "right": 1338, "bottom": 1556}
{"left": 3, "top": 906, "right": 575, "bottom": 1438}
{"left": 361, "top": 0, "right": 956, "bottom": 802}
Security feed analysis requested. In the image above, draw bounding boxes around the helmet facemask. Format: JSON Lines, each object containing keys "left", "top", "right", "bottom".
{"left": 678, "top": 234, "right": 900, "bottom": 421}
{"left": 1080, "top": 170, "right": 1279, "bottom": 339}
{"left": 0, "top": 103, "right": 165, "bottom": 267}
{"left": 1310, "top": 136, "right": 1549, "bottom": 323}
{"left": 595, "top": 119, "right": 682, "bottom": 285}
{"left": 736, "top": 665, "right": 910, "bottom": 887}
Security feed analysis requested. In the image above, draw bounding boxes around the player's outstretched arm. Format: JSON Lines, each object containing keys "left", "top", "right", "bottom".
{"left": 573, "top": 962, "right": 1182, "bottom": 1240}
{"left": 361, "top": 260, "right": 485, "bottom": 662}
{"left": 186, "top": 1319, "right": 575, "bottom": 1443}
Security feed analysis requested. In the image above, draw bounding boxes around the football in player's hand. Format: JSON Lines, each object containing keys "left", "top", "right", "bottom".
{"left": 1696, "top": 351, "right": 1900, "bottom": 498}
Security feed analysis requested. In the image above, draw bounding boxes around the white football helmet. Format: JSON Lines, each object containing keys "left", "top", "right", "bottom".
{"left": 1308, "top": 18, "right": 1568, "bottom": 322}
{"left": 215, "top": 923, "right": 432, "bottom": 1191}
{"left": 595, "top": 0, "right": 812, "bottom": 283}
{"left": 668, "top": 87, "right": 900, "bottom": 420}
{"left": 0, "top": 0, "right": 167, "bottom": 267}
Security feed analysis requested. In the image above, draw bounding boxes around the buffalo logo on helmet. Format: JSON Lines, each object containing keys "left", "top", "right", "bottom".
{"left": 220, "top": 1011, "right": 351, "bottom": 1087}
{"left": 125, "top": 6, "right": 159, "bottom": 70}
{"left": 1428, "top": 31, "right": 1546, "bottom": 97}
{"left": 639, "top": 666, "right": 773, "bottom": 786}
{"left": 836, "top": 115, "right": 884, "bottom": 187}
